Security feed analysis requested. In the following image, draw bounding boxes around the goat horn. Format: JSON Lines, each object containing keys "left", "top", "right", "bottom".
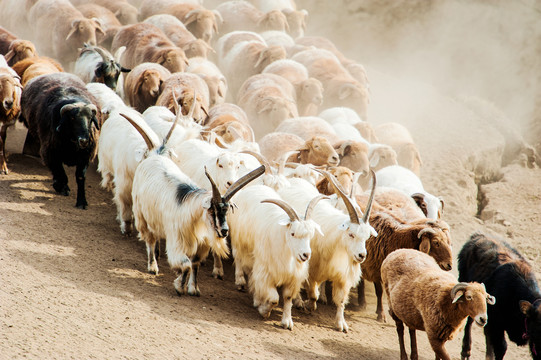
{"left": 223, "top": 165, "right": 265, "bottom": 202}
{"left": 451, "top": 282, "right": 470, "bottom": 303}
{"left": 362, "top": 170, "right": 376, "bottom": 224}
{"left": 418, "top": 227, "right": 437, "bottom": 239}
{"left": 205, "top": 166, "right": 222, "bottom": 204}
{"left": 163, "top": 90, "right": 182, "bottom": 145}
{"left": 304, "top": 195, "right": 328, "bottom": 220}
{"left": 93, "top": 46, "right": 113, "bottom": 61}
{"left": 120, "top": 113, "right": 156, "bottom": 151}
{"left": 171, "top": 88, "right": 181, "bottom": 116}
{"left": 188, "top": 90, "right": 197, "bottom": 119}
{"left": 240, "top": 150, "right": 272, "bottom": 175}
{"left": 213, "top": 134, "right": 230, "bottom": 149}
{"left": 261, "top": 199, "right": 299, "bottom": 222}
{"left": 319, "top": 169, "right": 359, "bottom": 224}
{"left": 279, "top": 150, "right": 299, "bottom": 175}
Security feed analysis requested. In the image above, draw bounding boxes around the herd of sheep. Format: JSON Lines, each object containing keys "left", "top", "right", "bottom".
{"left": 0, "top": 0, "right": 539, "bottom": 359}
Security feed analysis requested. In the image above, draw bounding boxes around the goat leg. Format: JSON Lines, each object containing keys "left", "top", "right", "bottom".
{"left": 460, "top": 317, "right": 473, "bottom": 360}
{"left": 75, "top": 159, "right": 89, "bottom": 209}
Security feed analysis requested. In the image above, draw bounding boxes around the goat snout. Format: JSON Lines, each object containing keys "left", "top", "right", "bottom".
{"left": 298, "top": 252, "right": 311, "bottom": 262}
{"left": 78, "top": 137, "right": 89, "bottom": 148}
{"left": 220, "top": 228, "right": 229, "bottom": 238}
{"left": 474, "top": 314, "right": 488, "bottom": 327}
{"left": 355, "top": 253, "right": 366, "bottom": 263}
{"left": 440, "top": 262, "right": 453, "bottom": 271}
{"left": 3, "top": 99, "right": 13, "bottom": 110}
{"left": 150, "top": 89, "right": 159, "bottom": 97}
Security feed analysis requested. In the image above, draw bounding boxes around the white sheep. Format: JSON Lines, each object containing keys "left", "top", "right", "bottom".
{"left": 186, "top": 56, "right": 227, "bottom": 107}
{"left": 374, "top": 122, "right": 423, "bottom": 176}
{"left": 227, "top": 185, "right": 325, "bottom": 329}
{"left": 277, "top": 170, "right": 377, "bottom": 332}
{"left": 124, "top": 111, "right": 265, "bottom": 295}
{"left": 376, "top": 165, "right": 444, "bottom": 219}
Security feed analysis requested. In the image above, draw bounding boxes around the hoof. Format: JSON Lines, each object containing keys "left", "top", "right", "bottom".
{"left": 76, "top": 203, "right": 88, "bottom": 210}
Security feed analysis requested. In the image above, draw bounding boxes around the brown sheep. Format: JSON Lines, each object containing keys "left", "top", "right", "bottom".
{"left": 71, "top": 0, "right": 138, "bottom": 25}
{"left": 111, "top": 23, "right": 189, "bottom": 74}
{"left": 12, "top": 56, "right": 64, "bottom": 87}
{"left": 275, "top": 116, "right": 341, "bottom": 144}
{"left": 123, "top": 62, "right": 171, "bottom": 113}
{"left": 373, "top": 188, "right": 426, "bottom": 222}
{"left": 168, "top": 4, "right": 222, "bottom": 44}
{"left": 0, "top": 62, "right": 22, "bottom": 174}
{"left": 0, "top": 26, "right": 17, "bottom": 56}
{"left": 205, "top": 103, "right": 249, "bottom": 126}
{"left": 205, "top": 114, "right": 254, "bottom": 144}
{"left": 28, "top": 0, "right": 105, "bottom": 66}
{"left": 333, "top": 140, "right": 370, "bottom": 174}
{"left": 5, "top": 40, "right": 38, "bottom": 66}
{"left": 155, "top": 72, "right": 210, "bottom": 124}
{"left": 76, "top": 3, "right": 122, "bottom": 49}
{"left": 382, "top": 249, "right": 495, "bottom": 360}
{"left": 359, "top": 213, "right": 453, "bottom": 323}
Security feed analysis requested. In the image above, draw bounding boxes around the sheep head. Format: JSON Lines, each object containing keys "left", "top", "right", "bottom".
{"left": 136, "top": 69, "right": 164, "bottom": 104}
{"left": 411, "top": 192, "right": 444, "bottom": 220}
{"left": 169, "top": 90, "right": 208, "bottom": 124}
{"left": 4, "top": 40, "right": 37, "bottom": 66}
{"left": 416, "top": 220, "right": 452, "bottom": 271}
{"left": 182, "top": 39, "right": 215, "bottom": 59}
{"left": 198, "top": 74, "right": 226, "bottom": 108}
{"left": 0, "top": 74, "right": 22, "bottom": 118}
{"left": 65, "top": 18, "right": 105, "bottom": 48}
{"left": 334, "top": 140, "right": 369, "bottom": 174}
{"left": 353, "top": 122, "right": 378, "bottom": 142}
{"left": 282, "top": 9, "right": 308, "bottom": 39}
{"left": 184, "top": 9, "right": 221, "bottom": 43}
{"left": 254, "top": 46, "right": 287, "bottom": 72}
{"left": 114, "top": 4, "right": 138, "bottom": 25}
{"left": 155, "top": 48, "right": 189, "bottom": 74}
{"left": 451, "top": 282, "right": 494, "bottom": 327}
{"left": 257, "top": 10, "right": 289, "bottom": 32}
{"left": 316, "top": 166, "right": 353, "bottom": 196}
{"left": 297, "top": 136, "right": 339, "bottom": 167}
{"left": 519, "top": 299, "right": 541, "bottom": 357}
{"left": 298, "top": 78, "right": 323, "bottom": 106}
{"left": 56, "top": 102, "right": 100, "bottom": 150}
{"left": 257, "top": 96, "right": 296, "bottom": 128}
{"left": 369, "top": 145, "right": 397, "bottom": 171}
{"left": 330, "top": 81, "right": 369, "bottom": 120}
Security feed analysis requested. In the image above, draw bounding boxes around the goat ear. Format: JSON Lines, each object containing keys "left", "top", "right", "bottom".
{"left": 202, "top": 196, "right": 212, "bottom": 209}
{"left": 277, "top": 218, "right": 290, "bottom": 226}
{"left": 411, "top": 193, "right": 425, "bottom": 207}
{"left": 419, "top": 237, "right": 430, "bottom": 253}
{"left": 452, "top": 290, "right": 465, "bottom": 304}
{"left": 338, "top": 84, "right": 353, "bottom": 100}
{"left": 519, "top": 300, "right": 533, "bottom": 315}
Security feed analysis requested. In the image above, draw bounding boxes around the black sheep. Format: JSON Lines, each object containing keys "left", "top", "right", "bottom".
{"left": 20, "top": 73, "right": 101, "bottom": 209}
{"left": 458, "top": 232, "right": 541, "bottom": 360}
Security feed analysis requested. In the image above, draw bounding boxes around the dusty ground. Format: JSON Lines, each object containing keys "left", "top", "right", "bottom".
{"left": 1, "top": 1, "right": 541, "bottom": 359}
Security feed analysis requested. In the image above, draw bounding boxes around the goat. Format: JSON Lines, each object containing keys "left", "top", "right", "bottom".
{"left": 20, "top": 72, "right": 101, "bottom": 209}
{"left": 382, "top": 248, "right": 495, "bottom": 360}
{"left": 124, "top": 111, "right": 264, "bottom": 295}
{"left": 0, "top": 56, "right": 22, "bottom": 174}
{"left": 277, "top": 170, "right": 377, "bottom": 332}
{"left": 123, "top": 62, "right": 171, "bottom": 113}
{"left": 73, "top": 44, "right": 130, "bottom": 91}
{"left": 228, "top": 185, "right": 325, "bottom": 329}
{"left": 458, "top": 232, "right": 541, "bottom": 360}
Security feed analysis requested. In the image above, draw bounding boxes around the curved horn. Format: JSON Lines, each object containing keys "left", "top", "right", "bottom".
{"left": 362, "top": 170, "right": 376, "bottom": 224}
{"left": 120, "top": 113, "right": 156, "bottom": 151}
{"left": 93, "top": 46, "right": 113, "bottom": 61}
{"left": 418, "top": 227, "right": 437, "bottom": 239}
{"left": 240, "top": 150, "right": 272, "bottom": 175}
{"left": 261, "top": 199, "right": 299, "bottom": 222}
{"left": 163, "top": 89, "right": 182, "bottom": 145}
{"left": 213, "top": 134, "right": 230, "bottom": 149}
{"left": 451, "top": 282, "right": 470, "bottom": 303}
{"left": 227, "top": 124, "right": 243, "bottom": 141}
{"left": 279, "top": 150, "right": 299, "bottom": 175}
{"left": 223, "top": 165, "right": 265, "bottom": 202}
{"left": 171, "top": 88, "right": 181, "bottom": 116}
{"left": 304, "top": 195, "right": 328, "bottom": 220}
{"left": 187, "top": 90, "right": 198, "bottom": 120}
{"left": 320, "top": 170, "right": 359, "bottom": 224}
{"left": 60, "top": 103, "right": 79, "bottom": 118}
{"left": 204, "top": 166, "right": 222, "bottom": 204}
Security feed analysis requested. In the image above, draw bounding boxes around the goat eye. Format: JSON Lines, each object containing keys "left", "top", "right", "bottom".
{"left": 349, "top": 233, "right": 354, "bottom": 239}
{"left": 291, "top": 233, "right": 295, "bottom": 236}
{"left": 218, "top": 164, "right": 223, "bottom": 168}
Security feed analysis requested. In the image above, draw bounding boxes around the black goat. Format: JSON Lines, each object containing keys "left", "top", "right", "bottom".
{"left": 458, "top": 232, "right": 541, "bottom": 360}
{"left": 20, "top": 73, "right": 101, "bottom": 209}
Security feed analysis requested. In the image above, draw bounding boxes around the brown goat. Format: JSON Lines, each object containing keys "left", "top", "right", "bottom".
{"left": 359, "top": 212, "right": 453, "bottom": 322}
{"left": 382, "top": 249, "right": 495, "bottom": 360}
{"left": 0, "top": 67, "right": 22, "bottom": 174}
{"left": 111, "top": 23, "right": 189, "bottom": 74}
{"left": 123, "top": 62, "right": 171, "bottom": 113}
{"left": 12, "top": 56, "right": 64, "bottom": 87}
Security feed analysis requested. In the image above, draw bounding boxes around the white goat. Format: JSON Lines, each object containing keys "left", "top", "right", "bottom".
{"left": 376, "top": 165, "right": 444, "bottom": 219}
{"left": 277, "top": 171, "right": 377, "bottom": 332}
{"left": 125, "top": 112, "right": 265, "bottom": 295}
{"left": 228, "top": 184, "right": 325, "bottom": 329}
